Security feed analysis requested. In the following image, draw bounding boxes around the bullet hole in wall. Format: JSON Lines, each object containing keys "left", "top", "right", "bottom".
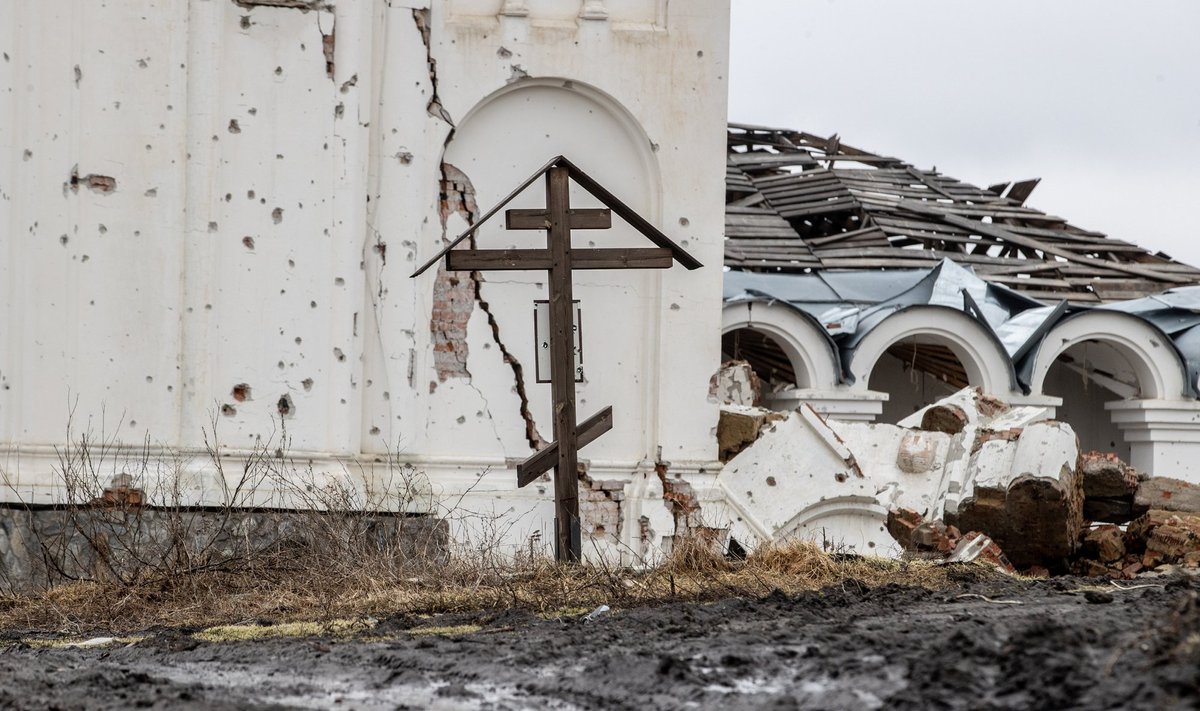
{"left": 242, "top": 236, "right": 255, "bottom": 250}
{"left": 277, "top": 394, "right": 294, "bottom": 417}
{"left": 231, "top": 383, "right": 251, "bottom": 402}
{"left": 221, "top": 404, "right": 237, "bottom": 417}
{"left": 272, "top": 207, "right": 283, "bottom": 224}
{"left": 301, "top": 378, "right": 314, "bottom": 391}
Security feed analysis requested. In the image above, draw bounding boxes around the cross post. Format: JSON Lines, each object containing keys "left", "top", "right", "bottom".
{"left": 545, "top": 165, "right": 582, "bottom": 561}
{"left": 411, "top": 156, "right": 701, "bottom": 563}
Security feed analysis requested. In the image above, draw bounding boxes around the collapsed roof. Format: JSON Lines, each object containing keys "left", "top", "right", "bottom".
{"left": 725, "top": 124, "right": 1200, "bottom": 304}
{"left": 724, "top": 258, "right": 1200, "bottom": 396}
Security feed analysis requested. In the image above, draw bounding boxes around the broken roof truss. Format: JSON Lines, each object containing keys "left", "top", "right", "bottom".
{"left": 726, "top": 123, "right": 1200, "bottom": 304}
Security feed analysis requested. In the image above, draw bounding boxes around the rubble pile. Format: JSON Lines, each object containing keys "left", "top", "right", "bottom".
{"left": 1074, "top": 477, "right": 1200, "bottom": 578}
{"left": 717, "top": 385, "right": 1200, "bottom": 579}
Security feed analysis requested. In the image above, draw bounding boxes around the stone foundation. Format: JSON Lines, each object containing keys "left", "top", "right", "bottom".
{"left": 0, "top": 506, "right": 448, "bottom": 594}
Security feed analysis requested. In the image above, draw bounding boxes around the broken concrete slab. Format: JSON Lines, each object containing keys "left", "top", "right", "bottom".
{"left": 715, "top": 406, "right": 898, "bottom": 557}
{"left": 716, "top": 405, "right": 768, "bottom": 462}
{"left": 1134, "top": 476, "right": 1200, "bottom": 514}
{"left": 1080, "top": 451, "right": 1146, "bottom": 524}
{"left": 715, "top": 387, "right": 1066, "bottom": 562}
{"left": 716, "top": 405, "right": 788, "bottom": 463}
{"left": 714, "top": 386, "right": 1101, "bottom": 571}
{"left": 918, "top": 403, "right": 969, "bottom": 435}
{"left": 947, "top": 421, "right": 1083, "bottom": 569}
{"left": 1081, "top": 452, "right": 1142, "bottom": 499}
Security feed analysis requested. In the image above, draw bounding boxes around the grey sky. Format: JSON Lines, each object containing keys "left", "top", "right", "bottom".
{"left": 729, "top": 0, "right": 1200, "bottom": 269}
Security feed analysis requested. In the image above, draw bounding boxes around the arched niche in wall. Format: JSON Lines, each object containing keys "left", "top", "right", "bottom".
{"left": 1029, "top": 311, "right": 1187, "bottom": 401}
{"left": 444, "top": 79, "right": 660, "bottom": 227}
{"left": 1028, "top": 311, "right": 1188, "bottom": 459}
{"left": 720, "top": 301, "right": 839, "bottom": 391}
{"left": 847, "top": 306, "right": 1015, "bottom": 422}
{"left": 408, "top": 78, "right": 663, "bottom": 461}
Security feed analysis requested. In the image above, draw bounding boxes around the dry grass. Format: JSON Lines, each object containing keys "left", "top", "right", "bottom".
{"left": 0, "top": 540, "right": 995, "bottom": 636}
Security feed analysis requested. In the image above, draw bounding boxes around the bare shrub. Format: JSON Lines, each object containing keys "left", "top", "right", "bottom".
{"left": 1, "top": 408, "right": 445, "bottom": 602}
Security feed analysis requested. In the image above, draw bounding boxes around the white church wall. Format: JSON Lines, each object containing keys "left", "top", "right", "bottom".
{"left": 0, "top": 0, "right": 732, "bottom": 560}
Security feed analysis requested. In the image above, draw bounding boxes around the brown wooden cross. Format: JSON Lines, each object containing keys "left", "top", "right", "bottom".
{"left": 412, "top": 156, "right": 701, "bottom": 562}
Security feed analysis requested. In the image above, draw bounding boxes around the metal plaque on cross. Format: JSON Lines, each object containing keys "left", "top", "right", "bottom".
{"left": 534, "top": 300, "right": 582, "bottom": 383}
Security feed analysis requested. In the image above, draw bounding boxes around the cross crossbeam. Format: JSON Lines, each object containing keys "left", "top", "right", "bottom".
{"left": 517, "top": 407, "right": 613, "bottom": 487}
{"left": 506, "top": 208, "right": 612, "bottom": 231}
{"left": 446, "top": 247, "right": 673, "bottom": 271}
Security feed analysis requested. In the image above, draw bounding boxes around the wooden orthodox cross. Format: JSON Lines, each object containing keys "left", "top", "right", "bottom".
{"left": 412, "top": 156, "right": 701, "bottom": 562}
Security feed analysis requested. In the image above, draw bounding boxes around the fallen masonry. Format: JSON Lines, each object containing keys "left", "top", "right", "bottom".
{"left": 715, "top": 385, "right": 1200, "bottom": 577}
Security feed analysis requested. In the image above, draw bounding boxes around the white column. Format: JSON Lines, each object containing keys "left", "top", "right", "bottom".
{"left": 1107, "top": 399, "right": 1200, "bottom": 481}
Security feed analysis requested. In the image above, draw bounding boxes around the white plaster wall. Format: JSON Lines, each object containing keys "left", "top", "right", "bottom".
{"left": 0, "top": 0, "right": 730, "bottom": 559}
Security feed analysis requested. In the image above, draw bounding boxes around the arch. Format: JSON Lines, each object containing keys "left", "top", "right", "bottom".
{"left": 847, "top": 306, "right": 1016, "bottom": 395}
{"left": 445, "top": 78, "right": 661, "bottom": 222}
{"left": 1029, "top": 310, "right": 1188, "bottom": 400}
{"left": 721, "top": 301, "right": 840, "bottom": 389}
{"left": 778, "top": 496, "right": 900, "bottom": 557}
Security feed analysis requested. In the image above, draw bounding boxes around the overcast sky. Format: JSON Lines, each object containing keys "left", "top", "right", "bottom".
{"left": 728, "top": 0, "right": 1200, "bottom": 269}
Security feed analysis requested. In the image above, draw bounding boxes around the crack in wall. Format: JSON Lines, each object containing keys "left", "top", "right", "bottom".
{"left": 434, "top": 163, "right": 547, "bottom": 450}
{"left": 320, "top": 17, "right": 336, "bottom": 80}
{"left": 412, "top": 8, "right": 454, "bottom": 126}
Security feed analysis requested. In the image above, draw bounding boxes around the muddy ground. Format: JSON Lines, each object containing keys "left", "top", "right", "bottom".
{"left": 2, "top": 572, "right": 1199, "bottom": 710}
